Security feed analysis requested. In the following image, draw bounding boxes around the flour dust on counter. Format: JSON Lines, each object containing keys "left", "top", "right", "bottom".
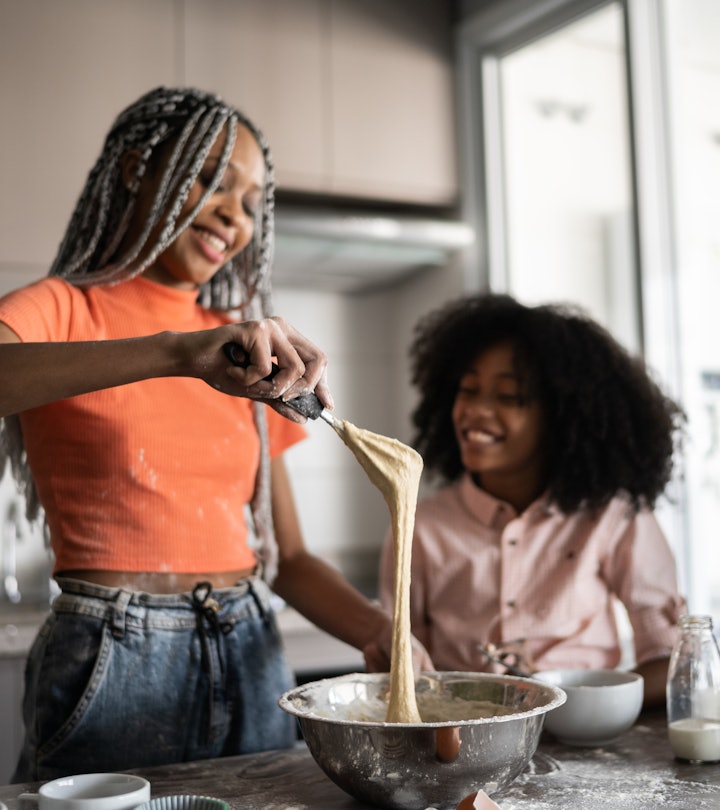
{"left": 495, "top": 720, "right": 720, "bottom": 809}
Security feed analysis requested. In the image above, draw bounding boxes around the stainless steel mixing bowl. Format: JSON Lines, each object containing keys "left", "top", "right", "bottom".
{"left": 279, "top": 671, "right": 566, "bottom": 810}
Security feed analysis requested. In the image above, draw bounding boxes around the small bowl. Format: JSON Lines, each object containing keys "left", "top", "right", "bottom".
{"left": 134, "top": 798, "right": 230, "bottom": 810}
{"left": 533, "top": 668, "right": 644, "bottom": 746}
{"left": 279, "top": 671, "right": 566, "bottom": 810}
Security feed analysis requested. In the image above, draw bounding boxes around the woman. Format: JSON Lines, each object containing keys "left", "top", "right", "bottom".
{"left": 0, "top": 86, "right": 430, "bottom": 781}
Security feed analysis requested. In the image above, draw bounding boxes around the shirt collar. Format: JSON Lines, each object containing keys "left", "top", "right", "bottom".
{"left": 115, "top": 274, "right": 203, "bottom": 324}
{"left": 458, "top": 473, "right": 556, "bottom": 528}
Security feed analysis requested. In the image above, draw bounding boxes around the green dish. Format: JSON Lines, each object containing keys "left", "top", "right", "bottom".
{"left": 134, "top": 797, "right": 230, "bottom": 810}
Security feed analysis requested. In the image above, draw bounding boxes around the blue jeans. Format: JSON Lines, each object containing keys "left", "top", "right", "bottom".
{"left": 12, "top": 576, "right": 296, "bottom": 782}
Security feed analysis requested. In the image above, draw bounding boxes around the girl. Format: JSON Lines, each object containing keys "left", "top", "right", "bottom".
{"left": 0, "top": 86, "right": 429, "bottom": 781}
{"left": 380, "top": 292, "right": 686, "bottom": 707}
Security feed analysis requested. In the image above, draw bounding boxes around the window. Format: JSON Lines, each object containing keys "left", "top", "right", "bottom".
{"left": 458, "top": 0, "right": 720, "bottom": 617}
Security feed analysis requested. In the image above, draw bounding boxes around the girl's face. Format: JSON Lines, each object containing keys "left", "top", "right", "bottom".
{"left": 452, "top": 340, "right": 546, "bottom": 507}
{"left": 139, "top": 123, "right": 265, "bottom": 290}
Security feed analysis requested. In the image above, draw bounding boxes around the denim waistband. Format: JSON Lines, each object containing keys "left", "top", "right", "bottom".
{"left": 52, "top": 576, "right": 273, "bottom": 637}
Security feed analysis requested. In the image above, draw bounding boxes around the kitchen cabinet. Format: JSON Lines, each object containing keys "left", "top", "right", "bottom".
{"left": 0, "top": 0, "right": 457, "bottom": 273}
{"left": 328, "top": 0, "right": 458, "bottom": 203}
{"left": 0, "top": 0, "right": 177, "bottom": 268}
{"left": 182, "top": 0, "right": 458, "bottom": 204}
{"left": 182, "top": 0, "right": 330, "bottom": 194}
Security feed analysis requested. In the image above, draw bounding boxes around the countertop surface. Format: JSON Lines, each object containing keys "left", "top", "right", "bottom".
{"left": 2, "top": 710, "right": 719, "bottom": 809}
{"left": 0, "top": 606, "right": 48, "bottom": 660}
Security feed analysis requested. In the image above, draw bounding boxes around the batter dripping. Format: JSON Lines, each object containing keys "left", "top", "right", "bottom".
{"left": 331, "top": 418, "right": 423, "bottom": 723}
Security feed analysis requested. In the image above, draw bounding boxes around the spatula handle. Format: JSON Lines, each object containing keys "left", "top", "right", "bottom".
{"left": 222, "top": 342, "right": 324, "bottom": 420}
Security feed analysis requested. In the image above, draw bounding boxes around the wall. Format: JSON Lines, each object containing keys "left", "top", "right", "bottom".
{"left": 273, "top": 257, "right": 467, "bottom": 591}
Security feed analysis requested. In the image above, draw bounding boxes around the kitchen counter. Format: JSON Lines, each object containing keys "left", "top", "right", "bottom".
{"left": 2, "top": 710, "right": 719, "bottom": 809}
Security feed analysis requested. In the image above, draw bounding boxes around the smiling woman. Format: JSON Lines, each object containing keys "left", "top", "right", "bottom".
{"left": 136, "top": 125, "right": 265, "bottom": 292}
{"left": 45, "top": 87, "right": 276, "bottom": 312}
{"left": 0, "top": 85, "right": 422, "bottom": 783}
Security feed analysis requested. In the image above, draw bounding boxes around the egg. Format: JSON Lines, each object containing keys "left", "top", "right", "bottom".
{"left": 456, "top": 790, "right": 503, "bottom": 810}
{"left": 435, "top": 726, "right": 462, "bottom": 762}
{"left": 456, "top": 793, "right": 478, "bottom": 810}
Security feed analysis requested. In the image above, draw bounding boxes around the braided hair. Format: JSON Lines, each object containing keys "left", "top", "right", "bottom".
{"left": 410, "top": 293, "right": 686, "bottom": 512}
{"left": 1, "top": 87, "right": 282, "bottom": 577}
{"left": 50, "top": 85, "right": 276, "bottom": 316}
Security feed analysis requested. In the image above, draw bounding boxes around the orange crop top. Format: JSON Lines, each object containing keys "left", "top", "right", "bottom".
{"left": 0, "top": 276, "right": 306, "bottom": 574}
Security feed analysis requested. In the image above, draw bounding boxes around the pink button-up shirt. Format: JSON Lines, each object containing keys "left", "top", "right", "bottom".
{"left": 379, "top": 474, "right": 685, "bottom": 673}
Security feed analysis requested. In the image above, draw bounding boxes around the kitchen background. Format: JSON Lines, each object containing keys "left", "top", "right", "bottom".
{"left": 0, "top": 0, "right": 718, "bottom": 782}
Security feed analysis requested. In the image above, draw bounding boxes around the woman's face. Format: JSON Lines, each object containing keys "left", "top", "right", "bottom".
{"left": 452, "top": 340, "right": 546, "bottom": 501}
{"left": 136, "top": 123, "right": 265, "bottom": 290}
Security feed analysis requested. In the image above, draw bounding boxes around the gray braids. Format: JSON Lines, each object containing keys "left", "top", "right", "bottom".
{"left": 1, "top": 86, "right": 281, "bottom": 581}
{"left": 50, "top": 85, "right": 276, "bottom": 315}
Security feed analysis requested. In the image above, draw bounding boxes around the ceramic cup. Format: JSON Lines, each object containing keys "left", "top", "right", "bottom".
{"left": 17, "top": 773, "right": 150, "bottom": 810}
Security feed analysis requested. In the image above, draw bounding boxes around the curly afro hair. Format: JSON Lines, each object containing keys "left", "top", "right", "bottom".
{"left": 409, "top": 293, "right": 685, "bottom": 513}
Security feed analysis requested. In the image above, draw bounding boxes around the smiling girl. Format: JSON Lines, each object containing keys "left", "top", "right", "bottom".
{"left": 379, "top": 292, "right": 687, "bottom": 707}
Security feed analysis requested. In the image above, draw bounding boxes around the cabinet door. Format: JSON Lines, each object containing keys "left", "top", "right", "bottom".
{"left": 328, "top": 0, "right": 458, "bottom": 204}
{"left": 0, "top": 0, "right": 176, "bottom": 268}
{"left": 183, "top": 0, "right": 458, "bottom": 205}
{"left": 182, "top": 0, "right": 330, "bottom": 193}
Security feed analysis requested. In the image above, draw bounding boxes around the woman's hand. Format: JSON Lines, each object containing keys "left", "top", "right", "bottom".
{"left": 178, "top": 316, "right": 333, "bottom": 421}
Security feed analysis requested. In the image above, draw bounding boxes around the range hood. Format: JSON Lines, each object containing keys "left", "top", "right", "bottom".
{"left": 272, "top": 204, "right": 475, "bottom": 293}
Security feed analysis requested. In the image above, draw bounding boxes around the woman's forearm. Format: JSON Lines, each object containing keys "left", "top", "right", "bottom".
{"left": 273, "top": 551, "right": 390, "bottom": 652}
{"left": 0, "top": 331, "right": 183, "bottom": 417}
{"left": 0, "top": 315, "right": 332, "bottom": 418}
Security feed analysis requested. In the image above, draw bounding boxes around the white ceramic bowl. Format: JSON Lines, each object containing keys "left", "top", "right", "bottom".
{"left": 533, "top": 668, "right": 644, "bottom": 746}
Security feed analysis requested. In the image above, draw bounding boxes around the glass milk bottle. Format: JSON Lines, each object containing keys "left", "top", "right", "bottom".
{"left": 667, "top": 614, "right": 720, "bottom": 762}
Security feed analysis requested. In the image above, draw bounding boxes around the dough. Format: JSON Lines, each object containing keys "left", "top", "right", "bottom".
{"left": 332, "top": 418, "right": 423, "bottom": 723}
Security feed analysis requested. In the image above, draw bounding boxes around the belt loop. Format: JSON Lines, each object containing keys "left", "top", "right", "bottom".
{"left": 247, "top": 580, "right": 268, "bottom": 621}
{"left": 110, "top": 589, "right": 133, "bottom": 639}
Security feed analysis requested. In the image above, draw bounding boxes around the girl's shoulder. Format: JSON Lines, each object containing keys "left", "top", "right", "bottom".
{"left": 566, "top": 491, "right": 663, "bottom": 542}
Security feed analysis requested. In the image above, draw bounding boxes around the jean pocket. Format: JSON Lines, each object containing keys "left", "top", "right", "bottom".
{"left": 35, "top": 614, "right": 114, "bottom": 760}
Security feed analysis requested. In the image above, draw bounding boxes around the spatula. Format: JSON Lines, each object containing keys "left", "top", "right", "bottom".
{"left": 223, "top": 342, "right": 337, "bottom": 425}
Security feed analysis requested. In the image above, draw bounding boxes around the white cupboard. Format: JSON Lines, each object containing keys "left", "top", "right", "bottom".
{"left": 328, "top": 0, "right": 458, "bottom": 203}
{"left": 1, "top": 0, "right": 458, "bottom": 272}
{"left": 182, "top": 0, "right": 331, "bottom": 193}
{"left": 0, "top": 0, "right": 177, "bottom": 269}
{"left": 182, "top": 0, "right": 458, "bottom": 204}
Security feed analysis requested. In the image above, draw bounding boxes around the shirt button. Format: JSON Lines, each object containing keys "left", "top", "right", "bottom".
{"left": 507, "top": 599, "right": 516, "bottom": 608}
{"left": 508, "top": 538, "right": 518, "bottom": 546}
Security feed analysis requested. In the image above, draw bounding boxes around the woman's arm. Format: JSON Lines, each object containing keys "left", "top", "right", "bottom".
{"left": 0, "top": 316, "right": 331, "bottom": 419}
{"left": 269, "top": 456, "right": 433, "bottom": 672}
